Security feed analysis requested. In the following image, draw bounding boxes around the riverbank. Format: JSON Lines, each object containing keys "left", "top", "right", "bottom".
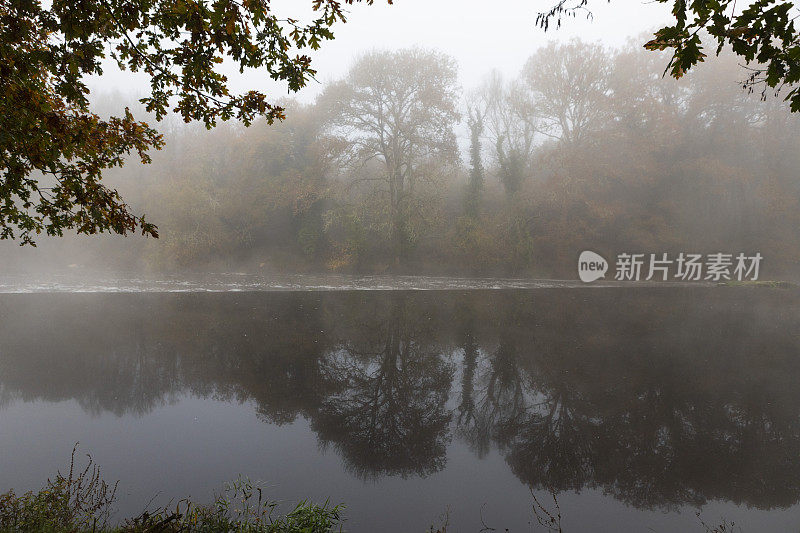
{"left": 0, "top": 449, "right": 346, "bottom": 533}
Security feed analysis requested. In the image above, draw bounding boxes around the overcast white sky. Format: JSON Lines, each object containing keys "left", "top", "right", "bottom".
{"left": 87, "top": 0, "right": 673, "bottom": 104}
{"left": 302, "top": 0, "right": 673, "bottom": 95}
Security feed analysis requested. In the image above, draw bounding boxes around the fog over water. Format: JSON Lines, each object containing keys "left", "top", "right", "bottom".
{"left": 0, "top": 273, "right": 712, "bottom": 293}
{"left": 4, "top": 1, "right": 800, "bottom": 531}
{"left": 2, "top": 288, "right": 800, "bottom": 531}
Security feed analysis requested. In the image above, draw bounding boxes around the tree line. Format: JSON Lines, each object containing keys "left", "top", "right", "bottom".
{"left": 5, "top": 38, "right": 800, "bottom": 278}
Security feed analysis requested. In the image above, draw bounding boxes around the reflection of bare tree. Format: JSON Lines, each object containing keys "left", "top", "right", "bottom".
{"left": 462, "top": 341, "right": 529, "bottom": 459}
{"left": 311, "top": 297, "right": 454, "bottom": 479}
{"left": 454, "top": 297, "right": 598, "bottom": 492}
{"left": 4, "top": 290, "right": 800, "bottom": 512}
{"left": 245, "top": 343, "right": 332, "bottom": 426}
{"left": 589, "top": 363, "right": 800, "bottom": 510}
{"left": 485, "top": 342, "right": 527, "bottom": 424}
{"left": 0, "top": 311, "right": 182, "bottom": 417}
{"left": 456, "top": 327, "right": 478, "bottom": 428}
{"left": 590, "top": 366, "right": 713, "bottom": 510}
{"left": 456, "top": 304, "right": 529, "bottom": 459}
{"left": 455, "top": 311, "right": 492, "bottom": 457}
{"left": 490, "top": 291, "right": 800, "bottom": 511}
{"left": 498, "top": 360, "right": 596, "bottom": 494}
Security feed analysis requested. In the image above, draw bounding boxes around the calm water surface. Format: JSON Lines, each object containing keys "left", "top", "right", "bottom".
{"left": 1, "top": 285, "right": 800, "bottom": 531}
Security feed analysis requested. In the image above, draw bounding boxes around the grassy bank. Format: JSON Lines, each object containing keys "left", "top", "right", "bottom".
{"left": 0, "top": 448, "right": 343, "bottom": 533}
{"left": 0, "top": 447, "right": 738, "bottom": 533}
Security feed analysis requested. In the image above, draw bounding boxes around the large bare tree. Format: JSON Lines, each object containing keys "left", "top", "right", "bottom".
{"left": 320, "top": 48, "right": 460, "bottom": 266}
{"left": 522, "top": 40, "right": 611, "bottom": 146}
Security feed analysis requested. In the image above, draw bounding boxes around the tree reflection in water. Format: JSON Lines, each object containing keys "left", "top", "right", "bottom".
{"left": 2, "top": 288, "right": 800, "bottom": 510}
{"left": 312, "top": 294, "right": 454, "bottom": 479}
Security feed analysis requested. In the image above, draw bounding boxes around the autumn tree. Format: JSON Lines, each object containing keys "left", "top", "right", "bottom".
{"left": 481, "top": 72, "right": 538, "bottom": 196}
{"left": 320, "top": 48, "right": 461, "bottom": 266}
{"left": 521, "top": 40, "right": 611, "bottom": 146}
{"left": 0, "top": 0, "right": 382, "bottom": 245}
{"left": 465, "top": 106, "right": 486, "bottom": 218}
{"left": 538, "top": 0, "right": 800, "bottom": 113}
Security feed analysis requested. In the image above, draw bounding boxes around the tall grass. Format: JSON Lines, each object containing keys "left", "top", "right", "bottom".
{"left": 0, "top": 446, "right": 343, "bottom": 533}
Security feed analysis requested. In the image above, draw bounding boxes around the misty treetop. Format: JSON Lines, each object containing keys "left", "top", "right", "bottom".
{"left": 539, "top": 0, "right": 800, "bottom": 111}
{"left": 6, "top": 40, "right": 798, "bottom": 278}
{"left": 0, "top": 0, "right": 382, "bottom": 245}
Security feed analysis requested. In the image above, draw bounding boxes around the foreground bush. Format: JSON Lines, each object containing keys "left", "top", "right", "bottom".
{"left": 0, "top": 447, "right": 343, "bottom": 533}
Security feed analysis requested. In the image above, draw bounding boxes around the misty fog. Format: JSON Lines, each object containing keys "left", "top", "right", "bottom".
{"left": 5, "top": 2, "right": 800, "bottom": 529}
{"left": 2, "top": 38, "right": 795, "bottom": 280}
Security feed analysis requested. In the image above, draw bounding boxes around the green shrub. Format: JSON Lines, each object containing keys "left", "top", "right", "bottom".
{"left": 0, "top": 448, "right": 343, "bottom": 533}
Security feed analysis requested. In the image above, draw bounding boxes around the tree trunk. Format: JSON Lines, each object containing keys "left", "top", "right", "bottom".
{"left": 390, "top": 173, "right": 406, "bottom": 268}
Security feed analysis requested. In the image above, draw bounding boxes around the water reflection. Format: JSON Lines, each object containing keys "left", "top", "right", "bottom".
{"left": 314, "top": 296, "right": 454, "bottom": 479}
{"left": 1, "top": 288, "right": 800, "bottom": 511}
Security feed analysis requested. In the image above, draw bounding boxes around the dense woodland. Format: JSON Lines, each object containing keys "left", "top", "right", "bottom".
{"left": 3, "top": 38, "right": 800, "bottom": 278}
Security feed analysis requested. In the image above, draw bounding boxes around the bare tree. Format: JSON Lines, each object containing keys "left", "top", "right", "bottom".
{"left": 320, "top": 48, "right": 461, "bottom": 266}
{"left": 522, "top": 40, "right": 611, "bottom": 146}
{"left": 470, "top": 71, "right": 539, "bottom": 197}
{"left": 464, "top": 85, "right": 494, "bottom": 217}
